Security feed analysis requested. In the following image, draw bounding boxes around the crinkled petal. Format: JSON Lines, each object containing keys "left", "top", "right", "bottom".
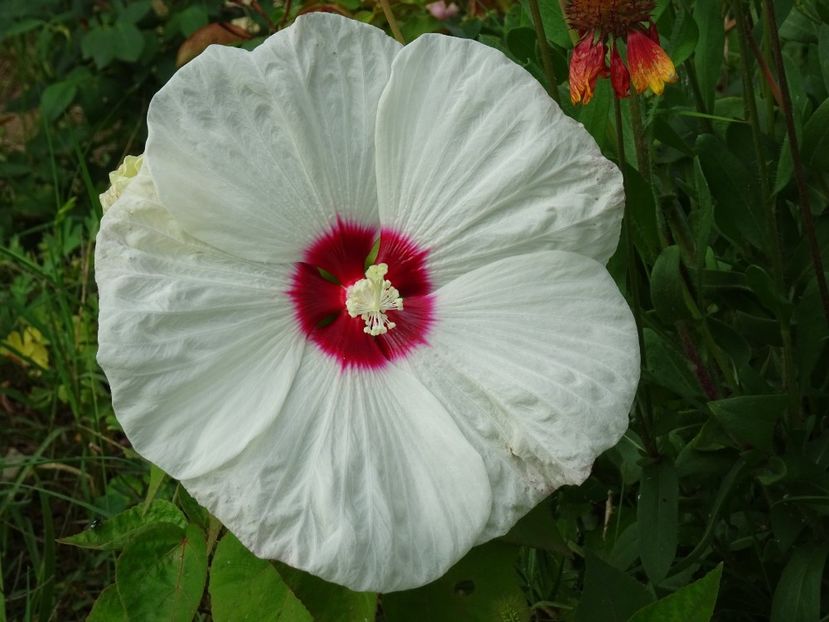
{"left": 96, "top": 166, "right": 304, "bottom": 480}
{"left": 146, "top": 13, "right": 401, "bottom": 263}
{"left": 375, "top": 34, "right": 624, "bottom": 286}
{"left": 404, "top": 251, "right": 639, "bottom": 541}
{"left": 181, "top": 351, "right": 491, "bottom": 592}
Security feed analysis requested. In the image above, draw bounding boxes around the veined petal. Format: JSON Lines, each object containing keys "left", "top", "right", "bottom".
{"left": 146, "top": 14, "right": 401, "bottom": 263}
{"left": 404, "top": 251, "right": 639, "bottom": 540}
{"left": 626, "top": 28, "right": 677, "bottom": 96}
{"left": 375, "top": 34, "right": 624, "bottom": 287}
{"left": 181, "top": 352, "right": 491, "bottom": 592}
{"left": 96, "top": 165, "right": 305, "bottom": 480}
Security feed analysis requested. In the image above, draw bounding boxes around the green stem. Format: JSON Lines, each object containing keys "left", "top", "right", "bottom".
{"left": 378, "top": 0, "right": 405, "bottom": 44}
{"left": 762, "top": 0, "right": 829, "bottom": 325}
{"left": 733, "top": 0, "right": 799, "bottom": 418}
{"left": 683, "top": 60, "right": 714, "bottom": 134}
{"left": 628, "top": 94, "right": 651, "bottom": 174}
{"left": 614, "top": 96, "right": 659, "bottom": 458}
{"left": 528, "top": 0, "right": 560, "bottom": 103}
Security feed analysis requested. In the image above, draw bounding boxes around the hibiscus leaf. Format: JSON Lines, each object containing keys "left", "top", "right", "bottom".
{"left": 383, "top": 542, "right": 529, "bottom": 622}
{"left": 627, "top": 564, "right": 722, "bottom": 622}
{"left": 209, "top": 533, "right": 312, "bottom": 622}
{"left": 115, "top": 523, "right": 207, "bottom": 622}
{"left": 59, "top": 500, "right": 186, "bottom": 551}
{"left": 86, "top": 585, "right": 127, "bottom": 622}
{"left": 275, "top": 563, "right": 377, "bottom": 622}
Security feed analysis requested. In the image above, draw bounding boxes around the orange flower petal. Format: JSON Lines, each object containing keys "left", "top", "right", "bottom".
{"left": 626, "top": 28, "right": 677, "bottom": 96}
{"left": 569, "top": 35, "right": 608, "bottom": 105}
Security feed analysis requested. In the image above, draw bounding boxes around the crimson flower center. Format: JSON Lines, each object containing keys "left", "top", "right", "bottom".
{"left": 288, "top": 219, "right": 434, "bottom": 370}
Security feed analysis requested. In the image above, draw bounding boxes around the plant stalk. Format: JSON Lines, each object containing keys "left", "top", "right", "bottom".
{"left": 762, "top": 0, "right": 829, "bottom": 324}
{"left": 378, "top": 0, "right": 405, "bottom": 44}
{"left": 528, "top": 0, "right": 560, "bottom": 102}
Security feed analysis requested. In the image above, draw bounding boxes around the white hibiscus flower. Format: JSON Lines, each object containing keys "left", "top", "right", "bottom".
{"left": 95, "top": 13, "right": 639, "bottom": 593}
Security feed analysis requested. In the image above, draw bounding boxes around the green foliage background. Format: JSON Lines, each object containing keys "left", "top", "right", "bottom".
{"left": 2, "top": 0, "right": 829, "bottom": 620}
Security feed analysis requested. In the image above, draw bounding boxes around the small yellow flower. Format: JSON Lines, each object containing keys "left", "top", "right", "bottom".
{"left": 3, "top": 326, "right": 49, "bottom": 370}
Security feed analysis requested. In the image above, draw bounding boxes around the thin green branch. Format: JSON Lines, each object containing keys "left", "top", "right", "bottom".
{"left": 762, "top": 0, "right": 829, "bottom": 325}
{"left": 528, "top": 0, "right": 560, "bottom": 103}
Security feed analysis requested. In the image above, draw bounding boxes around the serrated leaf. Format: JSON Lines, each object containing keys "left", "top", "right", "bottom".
{"left": 627, "top": 564, "right": 722, "bottom": 622}
{"left": 770, "top": 545, "right": 829, "bottom": 622}
{"left": 116, "top": 523, "right": 207, "bottom": 622}
{"left": 638, "top": 462, "right": 678, "bottom": 583}
{"left": 60, "top": 500, "right": 186, "bottom": 551}
{"left": 86, "top": 585, "right": 126, "bottom": 622}
{"left": 574, "top": 550, "right": 653, "bottom": 622}
{"left": 708, "top": 395, "right": 786, "bottom": 452}
{"left": 210, "top": 533, "right": 312, "bottom": 622}
{"left": 383, "top": 542, "right": 529, "bottom": 622}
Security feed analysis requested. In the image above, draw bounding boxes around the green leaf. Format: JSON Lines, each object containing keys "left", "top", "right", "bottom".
{"left": 87, "top": 585, "right": 127, "bottom": 622}
{"left": 500, "top": 496, "right": 570, "bottom": 555}
{"left": 81, "top": 27, "right": 116, "bottom": 68}
{"left": 276, "top": 564, "right": 377, "bottom": 622}
{"left": 693, "top": 2, "right": 724, "bottom": 112}
{"left": 119, "top": 0, "right": 151, "bottom": 23}
{"left": 638, "top": 462, "right": 679, "bottom": 583}
{"left": 577, "top": 80, "right": 612, "bottom": 152}
{"left": 59, "top": 500, "right": 186, "bottom": 551}
{"left": 770, "top": 545, "right": 829, "bottom": 622}
{"left": 116, "top": 523, "right": 207, "bottom": 622}
{"left": 651, "top": 246, "right": 692, "bottom": 324}
{"left": 574, "top": 550, "right": 653, "bottom": 622}
{"left": 801, "top": 98, "right": 829, "bottom": 173}
{"left": 624, "top": 165, "right": 661, "bottom": 264}
{"left": 695, "top": 134, "right": 764, "bottom": 249}
{"left": 40, "top": 81, "right": 77, "bottom": 122}
{"left": 210, "top": 533, "right": 312, "bottom": 622}
{"left": 669, "top": 8, "right": 699, "bottom": 66}
{"left": 627, "top": 564, "right": 722, "bottom": 622}
{"left": 383, "top": 542, "right": 529, "bottom": 622}
{"left": 819, "top": 25, "right": 829, "bottom": 95}
{"left": 691, "top": 157, "right": 714, "bottom": 264}
{"left": 525, "top": 0, "right": 570, "bottom": 48}
{"left": 707, "top": 395, "right": 786, "bottom": 452}
{"left": 113, "top": 21, "right": 145, "bottom": 62}
{"left": 644, "top": 328, "right": 702, "bottom": 398}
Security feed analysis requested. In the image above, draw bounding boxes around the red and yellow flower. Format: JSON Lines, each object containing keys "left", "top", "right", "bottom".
{"left": 566, "top": 0, "right": 677, "bottom": 104}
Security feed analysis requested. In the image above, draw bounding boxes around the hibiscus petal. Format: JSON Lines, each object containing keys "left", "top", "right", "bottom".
{"left": 146, "top": 13, "right": 401, "bottom": 263}
{"left": 375, "top": 34, "right": 624, "bottom": 286}
{"left": 403, "top": 251, "right": 639, "bottom": 541}
{"left": 180, "top": 351, "right": 491, "bottom": 592}
{"left": 96, "top": 166, "right": 305, "bottom": 480}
